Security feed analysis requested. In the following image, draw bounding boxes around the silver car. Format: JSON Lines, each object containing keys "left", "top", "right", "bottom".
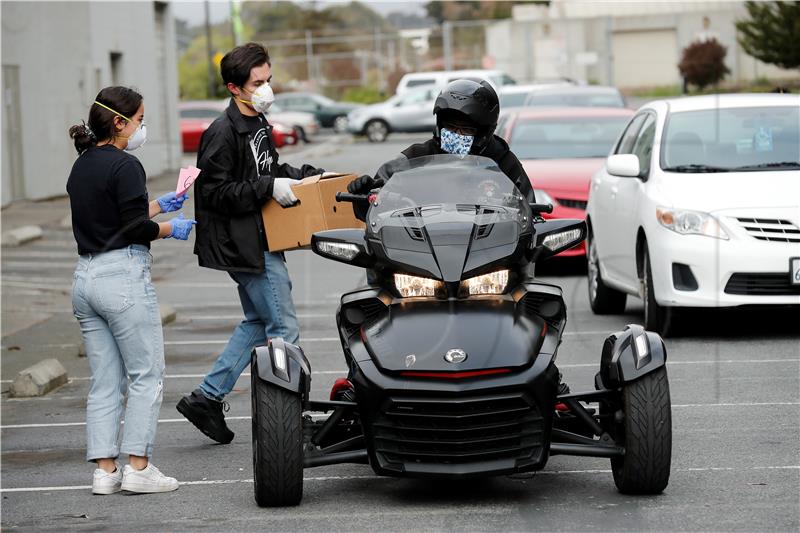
{"left": 346, "top": 86, "right": 440, "bottom": 142}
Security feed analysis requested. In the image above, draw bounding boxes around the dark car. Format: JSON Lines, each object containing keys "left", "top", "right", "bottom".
{"left": 273, "top": 92, "right": 362, "bottom": 132}
{"left": 524, "top": 86, "right": 627, "bottom": 108}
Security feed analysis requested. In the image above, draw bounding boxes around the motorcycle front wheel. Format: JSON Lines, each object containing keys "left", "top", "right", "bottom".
{"left": 251, "top": 360, "right": 304, "bottom": 507}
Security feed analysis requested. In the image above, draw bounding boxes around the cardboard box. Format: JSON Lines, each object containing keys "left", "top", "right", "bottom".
{"left": 262, "top": 173, "right": 365, "bottom": 252}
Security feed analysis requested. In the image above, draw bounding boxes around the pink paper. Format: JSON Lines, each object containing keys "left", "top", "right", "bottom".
{"left": 176, "top": 166, "right": 201, "bottom": 196}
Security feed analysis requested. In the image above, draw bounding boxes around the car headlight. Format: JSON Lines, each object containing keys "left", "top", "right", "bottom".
{"left": 394, "top": 274, "right": 445, "bottom": 298}
{"left": 656, "top": 207, "right": 729, "bottom": 240}
{"left": 460, "top": 269, "right": 509, "bottom": 296}
{"left": 534, "top": 189, "right": 554, "bottom": 206}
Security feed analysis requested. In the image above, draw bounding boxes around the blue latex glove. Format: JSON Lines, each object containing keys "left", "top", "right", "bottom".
{"left": 167, "top": 213, "right": 196, "bottom": 240}
{"left": 157, "top": 191, "right": 189, "bottom": 213}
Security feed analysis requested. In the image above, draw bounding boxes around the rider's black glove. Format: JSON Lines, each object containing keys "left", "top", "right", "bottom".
{"left": 348, "top": 174, "right": 380, "bottom": 194}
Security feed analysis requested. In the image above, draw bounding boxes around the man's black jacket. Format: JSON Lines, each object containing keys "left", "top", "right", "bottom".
{"left": 353, "top": 135, "right": 534, "bottom": 220}
{"left": 193, "top": 99, "right": 322, "bottom": 273}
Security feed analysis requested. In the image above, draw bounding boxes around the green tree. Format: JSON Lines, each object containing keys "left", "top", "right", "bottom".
{"left": 736, "top": 1, "right": 800, "bottom": 70}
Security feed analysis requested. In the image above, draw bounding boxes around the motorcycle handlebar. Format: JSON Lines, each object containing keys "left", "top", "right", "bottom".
{"left": 335, "top": 192, "right": 369, "bottom": 203}
{"left": 529, "top": 203, "right": 554, "bottom": 214}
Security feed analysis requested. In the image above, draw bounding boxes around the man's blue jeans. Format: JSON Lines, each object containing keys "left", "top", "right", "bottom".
{"left": 200, "top": 251, "right": 300, "bottom": 400}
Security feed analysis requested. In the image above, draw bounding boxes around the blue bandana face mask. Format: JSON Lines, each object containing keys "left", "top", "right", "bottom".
{"left": 440, "top": 128, "right": 474, "bottom": 157}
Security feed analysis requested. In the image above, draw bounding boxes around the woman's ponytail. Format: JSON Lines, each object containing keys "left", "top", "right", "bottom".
{"left": 68, "top": 121, "right": 97, "bottom": 154}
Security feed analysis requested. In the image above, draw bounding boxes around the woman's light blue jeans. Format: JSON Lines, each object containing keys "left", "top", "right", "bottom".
{"left": 199, "top": 251, "right": 300, "bottom": 400}
{"left": 72, "top": 245, "right": 164, "bottom": 462}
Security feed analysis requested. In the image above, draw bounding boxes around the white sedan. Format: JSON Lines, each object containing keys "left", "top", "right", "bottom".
{"left": 586, "top": 93, "right": 800, "bottom": 335}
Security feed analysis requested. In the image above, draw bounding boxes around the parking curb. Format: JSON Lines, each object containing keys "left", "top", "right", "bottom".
{"left": 1, "top": 225, "right": 43, "bottom": 247}
{"left": 9, "top": 358, "right": 68, "bottom": 397}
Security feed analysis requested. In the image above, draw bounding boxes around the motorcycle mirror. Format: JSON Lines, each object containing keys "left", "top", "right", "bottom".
{"left": 532, "top": 219, "right": 587, "bottom": 261}
{"left": 311, "top": 229, "right": 375, "bottom": 268}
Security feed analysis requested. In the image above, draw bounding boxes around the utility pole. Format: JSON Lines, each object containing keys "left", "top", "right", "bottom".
{"left": 230, "top": 0, "right": 243, "bottom": 46}
{"left": 374, "top": 29, "right": 385, "bottom": 92}
{"left": 305, "top": 30, "right": 314, "bottom": 82}
{"left": 205, "top": 0, "right": 216, "bottom": 98}
{"left": 442, "top": 21, "right": 453, "bottom": 70}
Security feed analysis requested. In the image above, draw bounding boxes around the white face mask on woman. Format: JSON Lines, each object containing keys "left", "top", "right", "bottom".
{"left": 239, "top": 83, "right": 275, "bottom": 114}
{"left": 93, "top": 100, "right": 147, "bottom": 151}
{"left": 124, "top": 123, "right": 147, "bottom": 151}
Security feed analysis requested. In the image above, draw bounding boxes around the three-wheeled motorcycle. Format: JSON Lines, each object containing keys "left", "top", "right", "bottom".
{"left": 250, "top": 155, "right": 671, "bottom": 507}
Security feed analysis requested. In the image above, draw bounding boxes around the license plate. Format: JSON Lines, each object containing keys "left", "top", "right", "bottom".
{"left": 791, "top": 257, "right": 800, "bottom": 285}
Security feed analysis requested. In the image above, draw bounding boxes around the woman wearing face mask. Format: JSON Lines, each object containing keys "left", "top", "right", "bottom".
{"left": 346, "top": 78, "right": 534, "bottom": 221}
{"left": 67, "top": 86, "right": 196, "bottom": 494}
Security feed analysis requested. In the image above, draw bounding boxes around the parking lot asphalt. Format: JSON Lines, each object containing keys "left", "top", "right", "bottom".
{"left": 2, "top": 132, "right": 798, "bottom": 531}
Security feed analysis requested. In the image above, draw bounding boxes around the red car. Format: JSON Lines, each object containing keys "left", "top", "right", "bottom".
{"left": 180, "top": 100, "right": 298, "bottom": 152}
{"left": 498, "top": 106, "right": 634, "bottom": 256}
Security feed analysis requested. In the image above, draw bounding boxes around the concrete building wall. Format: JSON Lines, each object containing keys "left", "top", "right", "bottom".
{"left": 1, "top": 1, "right": 181, "bottom": 205}
{"left": 488, "top": 1, "right": 798, "bottom": 89}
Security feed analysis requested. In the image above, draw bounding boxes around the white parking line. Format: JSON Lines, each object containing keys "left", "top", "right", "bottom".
{"left": 0, "top": 370, "right": 348, "bottom": 385}
{"left": 2, "top": 401, "right": 797, "bottom": 430}
{"left": 186, "top": 313, "right": 334, "bottom": 320}
{"left": 2, "top": 466, "right": 797, "bottom": 493}
{"left": 2, "top": 359, "right": 798, "bottom": 385}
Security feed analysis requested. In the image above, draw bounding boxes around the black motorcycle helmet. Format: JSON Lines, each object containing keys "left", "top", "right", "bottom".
{"left": 433, "top": 78, "right": 500, "bottom": 154}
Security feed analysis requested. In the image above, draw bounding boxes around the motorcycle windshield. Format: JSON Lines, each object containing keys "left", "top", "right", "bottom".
{"left": 368, "top": 154, "right": 530, "bottom": 282}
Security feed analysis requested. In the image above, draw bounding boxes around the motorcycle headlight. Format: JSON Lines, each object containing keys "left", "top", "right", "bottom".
{"left": 460, "top": 269, "right": 509, "bottom": 296}
{"left": 394, "top": 273, "right": 445, "bottom": 298}
{"left": 314, "top": 241, "right": 360, "bottom": 261}
{"left": 656, "top": 207, "right": 729, "bottom": 240}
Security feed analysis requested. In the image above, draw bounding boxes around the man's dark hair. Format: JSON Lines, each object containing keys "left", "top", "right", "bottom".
{"left": 221, "top": 42, "right": 271, "bottom": 88}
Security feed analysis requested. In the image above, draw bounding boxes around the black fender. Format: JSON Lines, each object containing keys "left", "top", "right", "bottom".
{"left": 597, "top": 324, "right": 667, "bottom": 389}
{"left": 251, "top": 338, "right": 312, "bottom": 398}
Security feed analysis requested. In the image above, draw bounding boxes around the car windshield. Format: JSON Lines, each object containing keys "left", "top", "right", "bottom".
{"left": 510, "top": 116, "right": 630, "bottom": 159}
{"left": 312, "top": 94, "right": 335, "bottom": 106}
{"left": 526, "top": 91, "right": 624, "bottom": 108}
{"left": 368, "top": 155, "right": 528, "bottom": 232}
{"left": 500, "top": 92, "right": 530, "bottom": 108}
{"left": 661, "top": 106, "right": 800, "bottom": 172}
{"left": 180, "top": 108, "right": 222, "bottom": 119}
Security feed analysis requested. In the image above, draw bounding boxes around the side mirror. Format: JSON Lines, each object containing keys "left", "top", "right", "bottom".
{"left": 533, "top": 219, "right": 587, "bottom": 261}
{"left": 606, "top": 154, "right": 640, "bottom": 178}
{"left": 311, "top": 229, "right": 374, "bottom": 268}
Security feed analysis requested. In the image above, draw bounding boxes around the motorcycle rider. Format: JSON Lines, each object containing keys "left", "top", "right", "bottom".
{"left": 347, "top": 78, "right": 534, "bottom": 220}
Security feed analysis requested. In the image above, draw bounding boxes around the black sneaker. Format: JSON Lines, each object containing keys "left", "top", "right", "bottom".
{"left": 176, "top": 389, "right": 234, "bottom": 444}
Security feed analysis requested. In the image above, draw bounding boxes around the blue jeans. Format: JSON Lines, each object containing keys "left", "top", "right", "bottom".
{"left": 200, "top": 251, "right": 300, "bottom": 400}
{"left": 72, "top": 245, "right": 165, "bottom": 462}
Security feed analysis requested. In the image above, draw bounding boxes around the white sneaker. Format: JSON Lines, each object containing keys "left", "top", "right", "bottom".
{"left": 92, "top": 465, "right": 123, "bottom": 495}
{"left": 120, "top": 463, "right": 179, "bottom": 493}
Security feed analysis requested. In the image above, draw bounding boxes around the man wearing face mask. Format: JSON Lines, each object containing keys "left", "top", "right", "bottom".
{"left": 177, "top": 42, "right": 324, "bottom": 444}
{"left": 347, "top": 78, "right": 534, "bottom": 220}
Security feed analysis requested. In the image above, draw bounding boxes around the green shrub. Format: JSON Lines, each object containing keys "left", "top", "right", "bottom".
{"left": 678, "top": 39, "right": 730, "bottom": 90}
{"left": 340, "top": 86, "right": 386, "bottom": 104}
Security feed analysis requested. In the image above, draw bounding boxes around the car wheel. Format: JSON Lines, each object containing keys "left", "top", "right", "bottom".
{"left": 251, "top": 357, "right": 303, "bottom": 507}
{"left": 610, "top": 367, "right": 672, "bottom": 495}
{"left": 641, "top": 246, "right": 676, "bottom": 336}
{"left": 333, "top": 116, "right": 349, "bottom": 133}
{"left": 587, "top": 231, "right": 627, "bottom": 314}
{"left": 365, "top": 120, "right": 389, "bottom": 143}
{"left": 293, "top": 126, "right": 309, "bottom": 143}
